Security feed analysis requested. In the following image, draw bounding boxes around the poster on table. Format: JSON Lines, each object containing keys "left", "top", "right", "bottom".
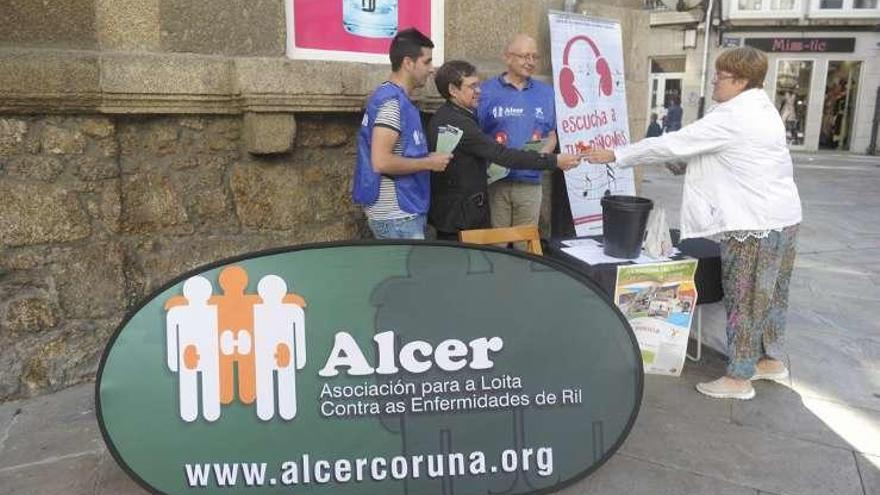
{"left": 614, "top": 260, "right": 698, "bottom": 376}
{"left": 97, "top": 242, "right": 643, "bottom": 494}
{"left": 548, "top": 12, "right": 635, "bottom": 236}
{"left": 285, "top": 0, "right": 445, "bottom": 64}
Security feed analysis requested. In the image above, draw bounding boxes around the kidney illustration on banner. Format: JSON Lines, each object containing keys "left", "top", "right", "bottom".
{"left": 164, "top": 266, "right": 308, "bottom": 422}
{"left": 549, "top": 12, "right": 635, "bottom": 236}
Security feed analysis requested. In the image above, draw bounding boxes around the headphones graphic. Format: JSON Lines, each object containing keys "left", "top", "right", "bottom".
{"left": 559, "top": 35, "right": 613, "bottom": 108}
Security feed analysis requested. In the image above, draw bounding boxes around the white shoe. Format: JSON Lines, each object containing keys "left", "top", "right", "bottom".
{"left": 696, "top": 377, "right": 755, "bottom": 400}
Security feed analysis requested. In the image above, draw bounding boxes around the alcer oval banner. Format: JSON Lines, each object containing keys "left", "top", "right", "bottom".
{"left": 97, "top": 242, "right": 643, "bottom": 495}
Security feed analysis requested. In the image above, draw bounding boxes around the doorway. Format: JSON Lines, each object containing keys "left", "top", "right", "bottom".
{"left": 820, "top": 61, "right": 861, "bottom": 151}
{"left": 774, "top": 60, "right": 812, "bottom": 148}
{"left": 647, "top": 58, "right": 685, "bottom": 136}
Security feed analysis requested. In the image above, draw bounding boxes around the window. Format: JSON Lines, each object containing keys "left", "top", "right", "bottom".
{"left": 731, "top": 0, "right": 800, "bottom": 16}
{"left": 812, "top": 0, "right": 880, "bottom": 13}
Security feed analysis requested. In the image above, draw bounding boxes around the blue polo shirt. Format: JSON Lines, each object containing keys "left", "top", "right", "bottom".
{"left": 477, "top": 74, "right": 557, "bottom": 184}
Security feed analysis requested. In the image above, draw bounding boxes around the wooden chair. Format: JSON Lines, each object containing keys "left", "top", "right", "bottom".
{"left": 458, "top": 224, "right": 543, "bottom": 256}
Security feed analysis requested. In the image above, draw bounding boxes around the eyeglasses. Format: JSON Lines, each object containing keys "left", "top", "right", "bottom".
{"left": 712, "top": 72, "right": 738, "bottom": 83}
{"left": 508, "top": 52, "right": 541, "bottom": 62}
{"left": 461, "top": 81, "right": 481, "bottom": 91}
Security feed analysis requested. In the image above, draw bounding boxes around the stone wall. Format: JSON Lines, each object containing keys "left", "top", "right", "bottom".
{"left": 0, "top": 0, "right": 651, "bottom": 401}
{"left": 0, "top": 113, "right": 363, "bottom": 400}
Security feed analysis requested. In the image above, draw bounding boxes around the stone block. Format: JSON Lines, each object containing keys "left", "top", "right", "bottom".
{"left": 0, "top": 49, "right": 101, "bottom": 99}
{"left": 120, "top": 172, "right": 192, "bottom": 234}
{"left": 171, "top": 158, "right": 235, "bottom": 231}
{"left": 53, "top": 242, "right": 125, "bottom": 319}
{"left": 0, "top": 181, "right": 91, "bottom": 247}
{"left": 6, "top": 155, "right": 64, "bottom": 182}
{"left": 42, "top": 125, "right": 86, "bottom": 155}
{"left": 80, "top": 116, "right": 116, "bottom": 138}
{"left": 96, "top": 0, "right": 161, "bottom": 52}
{"left": 160, "top": 0, "right": 285, "bottom": 56}
{"left": 100, "top": 52, "right": 233, "bottom": 96}
{"left": 0, "top": 118, "right": 28, "bottom": 156}
{"left": 230, "top": 161, "right": 309, "bottom": 230}
{"left": 244, "top": 112, "right": 296, "bottom": 154}
{"left": 18, "top": 320, "right": 115, "bottom": 397}
{"left": 0, "top": 0, "right": 97, "bottom": 50}
{"left": 3, "top": 297, "right": 57, "bottom": 336}
{"left": 73, "top": 155, "right": 120, "bottom": 180}
{"left": 118, "top": 119, "right": 180, "bottom": 159}
{"left": 296, "top": 114, "right": 357, "bottom": 148}
{"left": 126, "top": 235, "right": 291, "bottom": 298}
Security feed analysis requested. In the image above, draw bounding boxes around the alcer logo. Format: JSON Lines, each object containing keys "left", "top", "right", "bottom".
{"left": 491, "top": 106, "right": 525, "bottom": 119}
{"left": 164, "top": 266, "right": 307, "bottom": 423}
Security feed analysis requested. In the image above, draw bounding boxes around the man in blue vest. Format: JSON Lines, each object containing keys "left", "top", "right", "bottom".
{"left": 352, "top": 28, "right": 452, "bottom": 239}
{"left": 477, "top": 34, "right": 557, "bottom": 246}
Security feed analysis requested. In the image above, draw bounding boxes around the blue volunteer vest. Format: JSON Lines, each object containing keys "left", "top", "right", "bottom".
{"left": 352, "top": 83, "right": 431, "bottom": 214}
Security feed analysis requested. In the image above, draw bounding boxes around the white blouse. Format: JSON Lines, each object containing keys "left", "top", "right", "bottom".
{"left": 615, "top": 88, "right": 802, "bottom": 240}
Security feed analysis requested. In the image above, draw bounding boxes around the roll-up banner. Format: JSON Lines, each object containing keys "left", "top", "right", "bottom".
{"left": 549, "top": 11, "right": 636, "bottom": 236}
{"left": 97, "top": 242, "right": 643, "bottom": 494}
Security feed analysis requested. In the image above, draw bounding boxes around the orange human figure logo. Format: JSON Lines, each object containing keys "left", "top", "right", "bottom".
{"left": 208, "top": 266, "right": 261, "bottom": 405}
{"left": 165, "top": 266, "right": 307, "bottom": 421}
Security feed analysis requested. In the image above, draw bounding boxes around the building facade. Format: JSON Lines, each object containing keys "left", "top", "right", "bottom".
{"left": 644, "top": 0, "right": 880, "bottom": 153}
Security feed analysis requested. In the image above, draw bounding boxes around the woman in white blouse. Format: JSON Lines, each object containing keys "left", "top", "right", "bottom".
{"left": 586, "top": 47, "right": 801, "bottom": 400}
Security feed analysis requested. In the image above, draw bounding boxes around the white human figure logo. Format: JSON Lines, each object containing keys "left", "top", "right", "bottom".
{"left": 253, "top": 275, "right": 307, "bottom": 421}
{"left": 165, "top": 276, "right": 221, "bottom": 422}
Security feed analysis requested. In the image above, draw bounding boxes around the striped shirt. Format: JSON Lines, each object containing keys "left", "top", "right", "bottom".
{"left": 364, "top": 91, "right": 413, "bottom": 220}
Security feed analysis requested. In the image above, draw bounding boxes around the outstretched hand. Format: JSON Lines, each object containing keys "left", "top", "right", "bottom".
{"left": 585, "top": 149, "right": 616, "bottom": 164}
{"left": 556, "top": 153, "right": 583, "bottom": 171}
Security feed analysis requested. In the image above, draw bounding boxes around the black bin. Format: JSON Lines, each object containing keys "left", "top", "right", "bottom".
{"left": 601, "top": 195, "right": 654, "bottom": 259}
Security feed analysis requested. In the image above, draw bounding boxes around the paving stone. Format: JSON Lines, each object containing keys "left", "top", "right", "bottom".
{"left": 555, "top": 453, "right": 757, "bottom": 495}
{"left": 731, "top": 387, "right": 871, "bottom": 452}
{"left": 95, "top": 451, "right": 150, "bottom": 495}
{"left": 788, "top": 338, "right": 880, "bottom": 412}
{"left": 621, "top": 404, "right": 864, "bottom": 495}
{"left": 857, "top": 454, "right": 880, "bottom": 495}
{"left": 0, "top": 452, "right": 100, "bottom": 495}
{"left": 0, "top": 383, "right": 100, "bottom": 470}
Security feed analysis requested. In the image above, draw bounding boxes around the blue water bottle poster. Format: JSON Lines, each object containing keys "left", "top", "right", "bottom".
{"left": 286, "top": 0, "right": 445, "bottom": 64}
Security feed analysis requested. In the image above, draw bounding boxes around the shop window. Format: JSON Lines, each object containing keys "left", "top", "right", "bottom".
{"left": 820, "top": 61, "right": 861, "bottom": 151}
{"left": 854, "top": 0, "right": 877, "bottom": 7}
{"left": 774, "top": 60, "right": 812, "bottom": 147}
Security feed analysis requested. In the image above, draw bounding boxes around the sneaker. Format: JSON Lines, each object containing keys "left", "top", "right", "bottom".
{"left": 750, "top": 362, "right": 789, "bottom": 382}
{"left": 695, "top": 377, "right": 755, "bottom": 400}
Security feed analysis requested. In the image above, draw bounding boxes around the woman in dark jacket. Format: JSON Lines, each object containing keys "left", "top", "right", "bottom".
{"left": 427, "top": 60, "right": 581, "bottom": 240}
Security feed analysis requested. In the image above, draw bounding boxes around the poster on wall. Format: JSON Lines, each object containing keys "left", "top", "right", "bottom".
{"left": 97, "top": 243, "right": 643, "bottom": 494}
{"left": 285, "top": 0, "right": 445, "bottom": 64}
{"left": 614, "top": 259, "right": 698, "bottom": 376}
{"left": 548, "top": 12, "right": 635, "bottom": 236}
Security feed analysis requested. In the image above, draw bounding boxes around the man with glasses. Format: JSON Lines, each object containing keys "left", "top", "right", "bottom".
{"left": 428, "top": 61, "right": 581, "bottom": 241}
{"left": 477, "top": 34, "right": 559, "bottom": 248}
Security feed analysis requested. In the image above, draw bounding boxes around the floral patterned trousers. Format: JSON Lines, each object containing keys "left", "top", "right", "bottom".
{"left": 720, "top": 224, "right": 799, "bottom": 379}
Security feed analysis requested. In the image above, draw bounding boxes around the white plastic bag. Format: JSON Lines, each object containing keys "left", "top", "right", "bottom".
{"left": 643, "top": 207, "right": 673, "bottom": 258}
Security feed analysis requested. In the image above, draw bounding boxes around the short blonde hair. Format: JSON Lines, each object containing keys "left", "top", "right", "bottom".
{"left": 715, "top": 47, "right": 768, "bottom": 90}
